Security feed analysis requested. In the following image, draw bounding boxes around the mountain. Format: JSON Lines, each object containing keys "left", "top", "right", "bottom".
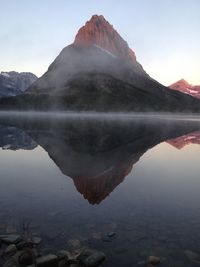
{"left": 169, "top": 79, "right": 200, "bottom": 99}
{"left": 28, "top": 14, "right": 147, "bottom": 94}
{"left": 167, "top": 131, "right": 200, "bottom": 149}
{"left": 1, "top": 114, "right": 200, "bottom": 204}
{"left": 0, "top": 125, "right": 37, "bottom": 150}
{"left": 74, "top": 15, "right": 139, "bottom": 66}
{"left": 0, "top": 15, "right": 200, "bottom": 112}
{"left": 0, "top": 71, "right": 37, "bottom": 97}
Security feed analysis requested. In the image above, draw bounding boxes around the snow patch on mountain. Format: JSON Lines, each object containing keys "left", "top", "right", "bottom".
{"left": 94, "top": 44, "right": 117, "bottom": 58}
{"left": 187, "top": 89, "right": 199, "bottom": 94}
{"left": 1, "top": 72, "right": 10, "bottom": 78}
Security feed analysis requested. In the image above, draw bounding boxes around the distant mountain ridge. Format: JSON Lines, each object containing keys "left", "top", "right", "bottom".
{"left": 0, "top": 125, "right": 37, "bottom": 150}
{"left": 0, "top": 71, "right": 37, "bottom": 97}
{"left": 169, "top": 79, "right": 200, "bottom": 99}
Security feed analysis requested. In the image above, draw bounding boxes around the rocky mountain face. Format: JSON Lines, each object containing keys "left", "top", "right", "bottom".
{"left": 0, "top": 71, "right": 37, "bottom": 97}
{"left": 74, "top": 15, "right": 137, "bottom": 64}
{"left": 1, "top": 15, "right": 200, "bottom": 112}
{"left": 169, "top": 79, "right": 200, "bottom": 99}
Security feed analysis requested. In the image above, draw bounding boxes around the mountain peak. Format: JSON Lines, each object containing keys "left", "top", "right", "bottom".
{"left": 90, "top": 14, "right": 107, "bottom": 22}
{"left": 74, "top": 15, "right": 136, "bottom": 63}
{"left": 169, "top": 79, "right": 200, "bottom": 99}
{"left": 178, "top": 79, "right": 190, "bottom": 86}
{"left": 179, "top": 78, "right": 188, "bottom": 83}
{"left": 170, "top": 79, "right": 191, "bottom": 89}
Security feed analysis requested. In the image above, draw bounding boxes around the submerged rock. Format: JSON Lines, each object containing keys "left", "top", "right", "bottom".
{"left": 4, "top": 244, "right": 17, "bottom": 255}
{"left": 78, "top": 248, "right": 105, "bottom": 267}
{"left": 16, "top": 241, "right": 34, "bottom": 250}
{"left": 0, "top": 235, "right": 22, "bottom": 244}
{"left": 107, "top": 232, "right": 116, "bottom": 238}
{"left": 102, "top": 233, "right": 116, "bottom": 242}
{"left": 28, "top": 254, "right": 58, "bottom": 267}
{"left": 58, "top": 258, "right": 69, "bottom": 267}
{"left": 148, "top": 256, "right": 160, "bottom": 265}
{"left": 18, "top": 249, "right": 34, "bottom": 266}
{"left": 31, "top": 236, "right": 42, "bottom": 245}
{"left": 57, "top": 250, "right": 69, "bottom": 260}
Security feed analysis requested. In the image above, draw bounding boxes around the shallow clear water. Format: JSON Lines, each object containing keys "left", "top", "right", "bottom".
{"left": 0, "top": 113, "right": 200, "bottom": 266}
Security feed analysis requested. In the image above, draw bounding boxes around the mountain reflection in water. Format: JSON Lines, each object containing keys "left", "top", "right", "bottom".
{"left": 167, "top": 131, "right": 200, "bottom": 149}
{"left": 0, "top": 113, "right": 200, "bottom": 205}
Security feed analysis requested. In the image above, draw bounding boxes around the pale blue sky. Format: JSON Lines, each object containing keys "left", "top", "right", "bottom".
{"left": 0, "top": 0, "right": 199, "bottom": 85}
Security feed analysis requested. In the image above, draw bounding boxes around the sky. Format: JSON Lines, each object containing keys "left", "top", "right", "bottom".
{"left": 0, "top": 0, "right": 199, "bottom": 86}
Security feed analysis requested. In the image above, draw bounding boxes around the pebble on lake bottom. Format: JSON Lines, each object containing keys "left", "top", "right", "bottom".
{"left": 78, "top": 248, "right": 106, "bottom": 267}
{"left": 4, "top": 244, "right": 17, "bottom": 255}
{"left": 148, "top": 256, "right": 160, "bottom": 265}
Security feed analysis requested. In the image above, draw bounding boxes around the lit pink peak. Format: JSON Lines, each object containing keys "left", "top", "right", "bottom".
{"left": 74, "top": 15, "right": 136, "bottom": 63}
{"left": 170, "top": 79, "right": 191, "bottom": 89}
{"left": 169, "top": 79, "right": 200, "bottom": 99}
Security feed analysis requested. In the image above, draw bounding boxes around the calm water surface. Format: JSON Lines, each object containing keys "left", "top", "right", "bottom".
{"left": 0, "top": 113, "right": 200, "bottom": 267}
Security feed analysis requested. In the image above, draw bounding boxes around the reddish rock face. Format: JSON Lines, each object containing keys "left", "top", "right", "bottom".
{"left": 74, "top": 15, "right": 136, "bottom": 63}
{"left": 167, "top": 131, "right": 200, "bottom": 149}
{"left": 169, "top": 79, "right": 200, "bottom": 99}
{"left": 72, "top": 157, "right": 138, "bottom": 205}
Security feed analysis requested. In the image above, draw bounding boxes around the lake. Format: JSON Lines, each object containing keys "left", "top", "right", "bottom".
{"left": 0, "top": 112, "right": 200, "bottom": 267}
